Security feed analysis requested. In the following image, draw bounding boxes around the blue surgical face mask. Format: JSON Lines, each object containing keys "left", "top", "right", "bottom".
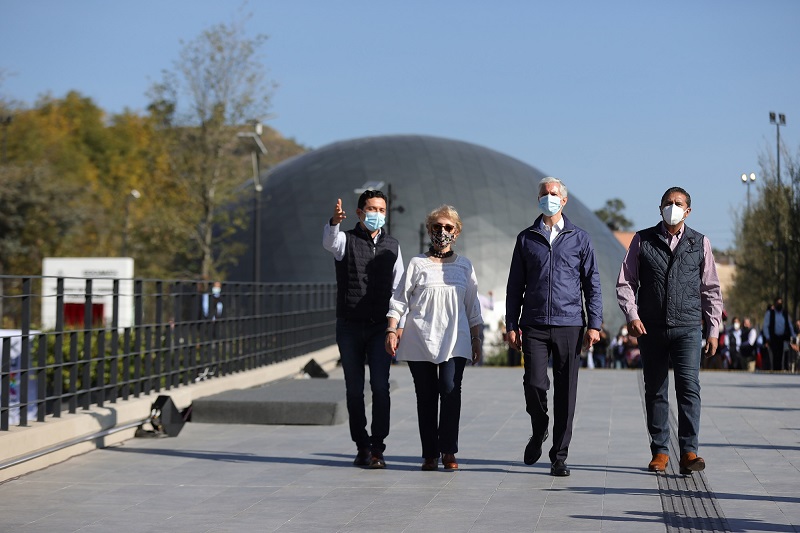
{"left": 362, "top": 211, "right": 386, "bottom": 232}
{"left": 538, "top": 194, "right": 562, "bottom": 216}
{"left": 212, "top": 287, "right": 221, "bottom": 297}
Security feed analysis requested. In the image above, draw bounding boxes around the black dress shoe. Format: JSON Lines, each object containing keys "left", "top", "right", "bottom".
{"left": 524, "top": 429, "right": 549, "bottom": 465}
{"left": 353, "top": 448, "right": 372, "bottom": 467}
{"left": 550, "top": 459, "right": 570, "bottom": 477}
{"left": 369, "top": 452, "right": 386, "bottom": 469}
{"left": 421, "top": 457, "right": 438, "bottom": 471}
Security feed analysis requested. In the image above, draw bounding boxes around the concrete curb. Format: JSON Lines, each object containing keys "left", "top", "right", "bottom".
{"left": 0, "top": 345, "right": 339, "bottom": 483}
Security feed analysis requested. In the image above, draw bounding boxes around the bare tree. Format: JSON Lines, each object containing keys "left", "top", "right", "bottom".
{"left": 728, "top": 144, "right": 800, "bottom": 322}
{"left": 148, "top": 13, "right": 275, "bottom": 279}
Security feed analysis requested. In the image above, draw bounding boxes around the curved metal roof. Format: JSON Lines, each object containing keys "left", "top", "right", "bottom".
{"left": 233, "top": 134, "right": 626, "bottom": 332}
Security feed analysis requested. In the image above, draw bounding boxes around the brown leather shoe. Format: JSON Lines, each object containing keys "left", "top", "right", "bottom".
{"left": 369, "top": 452, "right": 387, "bottom": 469}
{"left": 441, "top": 453, "right": 458, "bottom": 470}
{"left": 648, "top": 453, "right": 669, "bottom": 472}
{"left": 421, "top": 457, "right": 438, "bottom": 471}
{"left": 679, "top": 452, "right": 705, "bottom": 475}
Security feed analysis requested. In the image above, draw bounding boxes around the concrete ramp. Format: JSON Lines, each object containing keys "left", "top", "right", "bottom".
{"left": 192, "top": 379, "right": 348, "bottom": 425}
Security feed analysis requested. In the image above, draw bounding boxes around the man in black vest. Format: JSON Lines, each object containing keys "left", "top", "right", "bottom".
{"left": 323, "top": 190, "right": 404, "bottom": 468}
{"left": 616, "top": 187, "right": 723, "bottom": 475}
{"left": 762, "top": 297, "right": 795, "bottom": 371}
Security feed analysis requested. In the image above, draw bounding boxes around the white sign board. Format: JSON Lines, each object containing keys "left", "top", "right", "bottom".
{"left": 41, "top": 258, "right": 135, "bottom": 330}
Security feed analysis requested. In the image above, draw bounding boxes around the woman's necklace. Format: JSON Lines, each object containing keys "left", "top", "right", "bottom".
{"left": 428, "top": 246, "right": 453, "bottom": 259}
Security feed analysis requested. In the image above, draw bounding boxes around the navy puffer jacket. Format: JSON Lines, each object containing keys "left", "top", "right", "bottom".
{"left": 505, "top": 214, "right": 603, "bottom": 331}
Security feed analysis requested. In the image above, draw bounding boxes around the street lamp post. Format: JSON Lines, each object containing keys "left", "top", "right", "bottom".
{"left": 353, "top": 181, "right": 403, "bottom": 235}
{"left": 769, "top": 111, "right": 788, "bottom": 305}
{"left": 741, "top": 172, "right": 756, "bottom": 211}
{"left": 385, "top": 182, "right": 404, "bottom": 236}
{"left": 237, "top": 122, "right": 268, "bottom": 284}
{"left": 1, "top": 115, "right": 11, "bottom": 163}
{"left": 121, "top": 189, "right": 141, "bottom": 257}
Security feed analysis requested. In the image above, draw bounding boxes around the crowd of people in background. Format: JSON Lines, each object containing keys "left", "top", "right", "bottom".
{"left": 494, "top": 301, "right": 800, "bottom": 375}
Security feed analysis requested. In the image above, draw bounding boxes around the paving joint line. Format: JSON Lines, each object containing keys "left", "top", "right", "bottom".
{"left": 637, "top": 370, "right": 731, "bottom": 532}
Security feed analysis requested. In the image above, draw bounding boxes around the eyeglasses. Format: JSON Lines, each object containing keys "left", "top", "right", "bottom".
{"left": 431, "top": 223, "right": 455, "bottom": 232}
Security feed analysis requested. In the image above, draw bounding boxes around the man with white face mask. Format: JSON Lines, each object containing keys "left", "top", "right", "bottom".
{"left": 616, "top": 186, "right": 723, "bottom": 475}
{"left": 506, "top": 177, "right": 603, "bottom": 477}
{"left": 323, "top": 189, "right": 404, "bottom": 469}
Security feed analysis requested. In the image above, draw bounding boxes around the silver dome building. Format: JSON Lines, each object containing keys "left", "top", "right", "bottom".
{"left": 234, "top": 134, "right": 626, "bottom": 333}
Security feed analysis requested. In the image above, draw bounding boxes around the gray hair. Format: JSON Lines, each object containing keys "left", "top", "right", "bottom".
{"left": 538, "top": 176, "right": 568, "bottom": 198}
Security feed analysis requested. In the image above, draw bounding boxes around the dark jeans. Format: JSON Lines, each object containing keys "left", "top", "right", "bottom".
{"left": 407, "top": 358, "right": 467, "bottom": 459}
{"left": 521, "top": 325, "right": 583, "bottom": 463}
{"left": 767, "top": 337, "right": 789, "bottom": 371}
{"left": 336, "top": 319, "right": 392, "bottom": 453}
{"left": 638, "top": 326, "right": 701, "bottom": 456}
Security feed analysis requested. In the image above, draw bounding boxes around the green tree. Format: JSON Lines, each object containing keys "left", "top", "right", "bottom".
{"left": 727, "top": 144, "right": 800, "bottom": 323}
{"left": 147, "top": 14, "right": 275, "bottom": 280}
{"left": 0, "top": 163, "right": 86, "bottom": 276}
{"left": 594, "top": 198, "right": 634, "bottom": 232}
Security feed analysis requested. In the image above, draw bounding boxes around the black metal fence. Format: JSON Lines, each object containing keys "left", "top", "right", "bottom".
{"left": 0, "top": 275, "right": 337, "bottom": 431}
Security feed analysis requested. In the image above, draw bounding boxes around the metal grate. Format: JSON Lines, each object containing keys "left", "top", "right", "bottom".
{"left": 638, "top": 372, "right": 731, "bottom": 532}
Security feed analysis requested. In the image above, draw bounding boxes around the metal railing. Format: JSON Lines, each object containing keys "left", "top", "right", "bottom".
{"left": 0, "top": 275, "right": 337, "bottom": 431}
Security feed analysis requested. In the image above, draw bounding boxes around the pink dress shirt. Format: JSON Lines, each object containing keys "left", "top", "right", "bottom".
{"left": 616, "top": 222, "right": 724, "bottom": 338}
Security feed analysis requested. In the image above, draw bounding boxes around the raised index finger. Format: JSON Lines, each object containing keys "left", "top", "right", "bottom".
{"left": 336, "top": 198, "right": 343, "bottom": 212}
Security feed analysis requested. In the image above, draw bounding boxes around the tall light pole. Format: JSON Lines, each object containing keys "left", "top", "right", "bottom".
{"left": 353, "top": 180, "right": 403, "bottom": 235}
{"left": 121, "top": 189, "right": 141, "bottom": 257}
{"left": 385, "top": 182, "right": 404, "bottom": 236}
{"left": 741, "top": 172, "right": 756, "bottom": 211}
{"left": 769, "top": 111, "right": 788, "bottom": 305}
{"left": 237, "top": 122, "right": 268, "bottom": 284}
{"left": 1, "top": 115, "right": 11, "bottom": 163}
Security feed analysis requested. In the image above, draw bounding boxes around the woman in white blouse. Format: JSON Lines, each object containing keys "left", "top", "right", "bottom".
{"left": 385, "top": 205, "right": 483, "bottom": 471}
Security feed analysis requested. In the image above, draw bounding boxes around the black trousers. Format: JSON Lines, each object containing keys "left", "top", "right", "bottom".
{"left": 768, "top": 336, "right": 789, "bottom": 371}
{"left": 407, "top": 358, "right": 467, "bottom": 459}
{"left": 522, "top": 325, "right": 583, "bottom": 463}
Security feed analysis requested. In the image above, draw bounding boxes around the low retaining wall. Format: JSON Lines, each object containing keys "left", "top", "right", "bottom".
{"left": 0, "top": 346, "right": 340, "bottom": 483}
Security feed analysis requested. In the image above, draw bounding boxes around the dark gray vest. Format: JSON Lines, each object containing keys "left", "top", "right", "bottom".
{"left": 637, "top": 224, "right": 705, "bottom": 328}
{"left": 334, "top": 224, "right": 398, "bottom": 322}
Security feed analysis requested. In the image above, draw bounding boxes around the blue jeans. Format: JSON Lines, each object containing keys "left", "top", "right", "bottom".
{"left": 336, "top": 319, "right": 392, "bottom": 453}
{"left": 407, "top": 358, "right": 467, "bottom": 459}
{"left": 638, "top": 326, "right": 702, "bottom": 456}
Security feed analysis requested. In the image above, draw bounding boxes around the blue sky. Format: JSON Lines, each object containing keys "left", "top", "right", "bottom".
{"left": 2, "top": 0, "right": 798, "bottom": 250}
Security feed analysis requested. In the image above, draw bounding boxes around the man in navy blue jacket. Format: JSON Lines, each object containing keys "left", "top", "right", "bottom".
{"left": 506, "top": 177, "right": 603, "bottom": 477}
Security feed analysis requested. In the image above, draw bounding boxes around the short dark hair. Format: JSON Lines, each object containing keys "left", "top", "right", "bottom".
{"left": 358, "top": 189, "right": 388, "bottom": 210}
{"left": 660, "top": 186, "right": 691, "bottom": 208}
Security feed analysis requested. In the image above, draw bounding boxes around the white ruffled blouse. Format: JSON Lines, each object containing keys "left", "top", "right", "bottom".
{"left": 387, "top": 254, "right": 483, "bottom": 363}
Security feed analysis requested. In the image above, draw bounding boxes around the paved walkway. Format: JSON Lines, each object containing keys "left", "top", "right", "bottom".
{"left": 1, "top": 365, "right": 798, "bottom": 532}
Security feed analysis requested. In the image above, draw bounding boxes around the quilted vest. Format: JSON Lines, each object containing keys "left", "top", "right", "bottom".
{"left": 637, "top": 224, "right": 705, "bottom": 328}
{"left": 334, "top": 223, "right": 399, "bottom": 322}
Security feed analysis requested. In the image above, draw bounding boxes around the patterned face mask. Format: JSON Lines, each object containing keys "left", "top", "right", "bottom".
{"left": 430, "top": 229, "right": 456, "bottom": 248}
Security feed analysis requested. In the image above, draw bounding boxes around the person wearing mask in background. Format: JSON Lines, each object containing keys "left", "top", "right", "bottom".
{"left": 611, "top": 325, "right": 629, "bottom": 369}
{"left": 385, "top": 205, "right": 482, "bottom": 471}
{"left": 506, "top": 176, "right": 603, "bottom": 477}
{"left": 322, "top": 190, "right": 404, "bottom": 469}
{"left": 592, "top": 323, "right": 610, "bottom": 369}
{"left": 790, "top": 319, "right": 800, "bottom": 373}
{"left": 200, "top": 281, "right": 224, "bottom": 323}
{"left": 616, "top": 186, "right": 723, "bottom": 475}
{"left": 740, "top": 317, "right": 757, "bottom": 371}
{"left": 763, "top": 297, "right": 795, "bottom": 371}
{"left": 727, "top": 316, "right": 744, "bottom": 370}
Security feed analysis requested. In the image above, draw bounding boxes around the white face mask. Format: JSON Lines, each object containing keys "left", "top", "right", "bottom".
{"left": 661, "top": 204, "right": 685, "bottom": 225}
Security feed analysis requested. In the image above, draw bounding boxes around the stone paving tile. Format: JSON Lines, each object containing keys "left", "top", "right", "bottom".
{"left": 2, "top": 367, "right": 799, "bottom": 532}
